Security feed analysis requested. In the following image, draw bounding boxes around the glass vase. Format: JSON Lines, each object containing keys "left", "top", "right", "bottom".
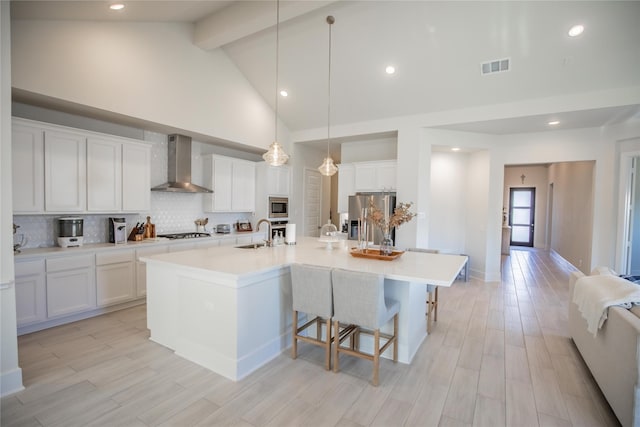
{"left": 380, "top": 232, "right": 393, "bottom": 256}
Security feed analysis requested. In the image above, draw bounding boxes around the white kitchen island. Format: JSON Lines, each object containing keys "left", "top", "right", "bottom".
{"left": 142, "top": 237, "right": 466, "bottom": 381}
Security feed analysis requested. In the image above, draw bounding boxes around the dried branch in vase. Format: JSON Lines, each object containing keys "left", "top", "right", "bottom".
{"left": 367, "top": 199, "right": 416, "bottom": 234}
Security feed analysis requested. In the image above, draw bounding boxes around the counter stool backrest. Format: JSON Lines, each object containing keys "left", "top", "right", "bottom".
{"left": 290, "top": 263, "right": 333, "bottom": 318}
{"left": 331, "top": 269, "right": 387, "bottom": 330}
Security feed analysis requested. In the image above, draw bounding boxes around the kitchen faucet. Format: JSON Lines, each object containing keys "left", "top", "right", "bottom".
{"left": 257, "top": 219, "right": 273, "bottom": 247}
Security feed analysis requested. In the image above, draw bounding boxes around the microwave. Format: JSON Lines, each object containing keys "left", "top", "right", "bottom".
{"left": 269, "top": 196, "right": 289, "bottom": 219}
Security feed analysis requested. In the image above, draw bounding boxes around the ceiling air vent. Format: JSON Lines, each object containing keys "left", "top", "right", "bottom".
{"left": 481, "top": 57, "right": 510, "bottom": 75}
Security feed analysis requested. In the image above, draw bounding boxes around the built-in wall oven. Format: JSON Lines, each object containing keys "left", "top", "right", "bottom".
{"left": 268, "top": 196, "right": 289, "bottom": 219}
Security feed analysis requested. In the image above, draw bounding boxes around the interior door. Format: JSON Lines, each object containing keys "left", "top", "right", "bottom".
{"left": 510, "top": 187, "right": 535, "bottom": 247}
{"left": 304, "top": 169, "right": 322, "bottom": 237}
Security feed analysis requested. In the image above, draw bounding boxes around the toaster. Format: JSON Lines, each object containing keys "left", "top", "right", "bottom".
{"left": 216, "top": 224, "right": 231, "bottom": 234}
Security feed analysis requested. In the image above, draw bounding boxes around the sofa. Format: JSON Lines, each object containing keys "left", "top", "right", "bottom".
{"left": 569, "top": 268, "right": 640, "bottom": 427}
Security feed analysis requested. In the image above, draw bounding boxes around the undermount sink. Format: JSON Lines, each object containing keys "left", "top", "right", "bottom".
{"left": 235, "top": 243, "right": 267, "bottom": 249}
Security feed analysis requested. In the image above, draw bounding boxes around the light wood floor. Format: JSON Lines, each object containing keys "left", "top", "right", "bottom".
{"left": 1, "top": 248, "right": 621, "bottom": 426}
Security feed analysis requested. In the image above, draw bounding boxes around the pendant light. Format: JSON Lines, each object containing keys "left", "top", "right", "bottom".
{"left": 318, "top": 15, "right": 338, "bottom": 177}
{"left": 263, "top": 0, "right": 289, "bottom": 166}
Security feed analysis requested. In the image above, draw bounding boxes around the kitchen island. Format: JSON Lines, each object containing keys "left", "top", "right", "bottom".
{"left": 142, "top": 237, "right": 467, "bottom": 380}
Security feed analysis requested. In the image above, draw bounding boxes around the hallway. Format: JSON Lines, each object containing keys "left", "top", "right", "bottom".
{"left": 1, "top": 248, "right": 620, "bottom": 426}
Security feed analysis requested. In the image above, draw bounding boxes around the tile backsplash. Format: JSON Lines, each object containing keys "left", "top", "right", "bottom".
{"left": 13, "top": 130, "right": 254, "bottom": 249}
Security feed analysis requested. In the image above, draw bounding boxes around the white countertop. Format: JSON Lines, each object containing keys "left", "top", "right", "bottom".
{"left": 13, "top": 231, "right": 265, "bottom": 260}
{"left": 142, "top": 237, "right": 467, "bottom": 286}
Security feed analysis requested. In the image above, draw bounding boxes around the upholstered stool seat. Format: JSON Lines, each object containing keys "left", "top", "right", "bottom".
{"left": 406, "top": 248, "right": 439, "bottom": 333}
{"left": 331, "top": 268, "right": 399, "bottom": 386}
{"left": 290, "top": 263, "right": 334, "bottom": 370}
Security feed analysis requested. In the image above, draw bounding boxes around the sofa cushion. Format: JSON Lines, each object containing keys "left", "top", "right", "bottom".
{"left": 630, "top": 305, "right": 640, "bottom": 319}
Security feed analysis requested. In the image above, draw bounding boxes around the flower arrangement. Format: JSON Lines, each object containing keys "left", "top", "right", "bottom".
{"left": 367, "top": 198, "right": 416, "bottom": 235}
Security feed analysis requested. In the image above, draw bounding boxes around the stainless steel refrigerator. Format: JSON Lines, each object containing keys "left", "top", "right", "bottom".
{"left": 348, "top": 193, "right": 396, "bottom": 244}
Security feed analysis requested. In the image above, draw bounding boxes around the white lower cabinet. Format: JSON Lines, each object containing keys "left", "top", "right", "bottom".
{"left": 15, "top": 259, "right": 46, "bottom": 327}
{"left": 46, "top": 254, "right": 96, "bottom": 318}
{"left": 96, "top": 250, "right": 135, "bottom": 307}
{"left": 136, "top": 245, "right": 169, "bottom": 297}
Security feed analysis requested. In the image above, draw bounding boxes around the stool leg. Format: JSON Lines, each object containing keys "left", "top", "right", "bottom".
{"left": 434, "top": 287, "right": 439, "bottom": 322}
{"left": 292, "top": 310, "right": 298, "bottom": 359}
{"left": 393, "top": 313, "right": 398, "bottom": 362}
{"left": 324, "top": 318, "right": 331, "bottom": 371}
{"left": 332, "top": 319, "right": 340, "bottom": 373}
{"left": 427, "top": 290, "right": 433, "bottom": 333}
{"left": 373, "top": 329, "right": 380, "bottom": 386}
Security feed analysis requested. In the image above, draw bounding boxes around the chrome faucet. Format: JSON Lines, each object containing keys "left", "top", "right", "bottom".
{"left": 257, "top": 218, "right": 273, "bottom": 247}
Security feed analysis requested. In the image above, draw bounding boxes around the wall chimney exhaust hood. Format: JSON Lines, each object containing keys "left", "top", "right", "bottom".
{"left": 151, "top": 134, "right": 213, "bottom": 193}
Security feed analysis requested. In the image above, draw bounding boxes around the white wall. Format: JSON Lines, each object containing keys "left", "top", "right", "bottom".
{"left": 11, "top": 19, "right": 284, "bottom": 152}
{"left": 429, "top": 151, "right": 468, "bottom": 254}
{"left": 503, "top": 165, "right": 549, "bottom": 248}
{"left": 340, "top": 136, "right": 397, "bottom": 163}
{"left": 1, "top": 2, "right": 24, "bottom": 397}
{"left": 548, "top": 161, "right": 595, "bottom": 274}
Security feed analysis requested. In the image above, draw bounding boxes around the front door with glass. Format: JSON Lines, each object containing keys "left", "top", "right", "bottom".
{"left": 509, "top": 187, "right": 535, "bottom": 247}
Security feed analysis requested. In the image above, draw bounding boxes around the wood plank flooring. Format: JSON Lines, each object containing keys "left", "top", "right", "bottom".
{"left": 1, "top": 248, "right": 622, "bottom": 426}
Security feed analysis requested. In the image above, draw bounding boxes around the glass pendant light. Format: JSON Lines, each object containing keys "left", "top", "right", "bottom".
{"left": 318, "top": 15, "right": 338, "bottom": 177}
{"left": 263, "top": 0, "right": 289, "bottom": 166}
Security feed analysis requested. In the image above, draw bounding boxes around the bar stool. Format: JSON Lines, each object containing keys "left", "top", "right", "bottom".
{"left": 407, "top": 248, "right": 439, "bottom": 333}
{"left": 331, "top": 268, "right": 399, "bottom": 386}
{"left": 290, "top": 263, "right": 333, "bottom": 370}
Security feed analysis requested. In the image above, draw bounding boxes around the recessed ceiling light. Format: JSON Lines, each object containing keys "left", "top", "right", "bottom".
{"left": 451, "top": 147, "right": 460, "bottom": 152}
{"left": 280, "top": 90, "right": 288, "bottom": 97}
{"left": 548, "top": 120, "right": 560, "bottom": 126}
{"left": 385, "top": 65, "right": 396, "bottom": 75}
{"left": 568, "top": 24, "right": 584, "bottom": 37}
{"left": 110, "top": 3, "right": 125, "bottom": 10}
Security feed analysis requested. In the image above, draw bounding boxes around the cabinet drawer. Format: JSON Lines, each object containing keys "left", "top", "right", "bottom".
{"left": 15, "top": 259, "right": 45, "bottom": 277}
{"left": 136, "top": 245, "right": 169, "bottom": 260}
{"left": 47, "top": 254, "right": 94, "bottom": 272}
{"left": 96, "top": 250, "right": 134, "bottom": 266}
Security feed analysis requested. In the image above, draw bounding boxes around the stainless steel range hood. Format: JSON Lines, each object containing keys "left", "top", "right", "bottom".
{"left": 151, "top": 134, "right": 213, "bottom": 193}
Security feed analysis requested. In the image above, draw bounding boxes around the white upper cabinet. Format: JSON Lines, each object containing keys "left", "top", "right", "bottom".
{"left": 122, "top": 143, "right": 151, "bottom": 212}
{"left": 265, "top": 164, "right": 290, "bottom": 196}
{"left": 87, "top": 137, "right": 122, "bottom": 212}
{"left": 231, "top": 159, "right": 256, "bottom": 212}
{"left": 12, "top": 123, "right": 44, "bottom": 213}
{"left": 353, "top": 160, "right": 397, "bottom": 192}
{"left": 12, "top": 118, "right": 151, "bottom": 214}
{"left": 44, "top": 129, "right": 87, "bottom": 212}
{"left": 203, "top": 155, "right": 256, "bottom": 212}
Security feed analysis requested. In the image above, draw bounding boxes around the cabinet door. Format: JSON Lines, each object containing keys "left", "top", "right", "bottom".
{"left": 96, "top": 262, "right": 135, "bottom": 307}
{"left": 123, "top": 143, "right": 151, "bottom": 212}
{"left": 12, "top": 123, "right": 45, "bottom": 213}
{"left": 47, "top": 267, "right": 96, "bottom": 318}
{"left": 135, "top": 245, "right": 168, "bottom": 297}
{"left": 354, "top": 164, "right": 378, "bottom": 191}
{"left": 337, "top": 163, "right": 355, "bottom": 213}
{"left": 203, "top": 156, "right": 232, "bottom": 212}
{"left": 44, "top": 130, "right": 87, "bottom": 212}
{"left": 15, "top": 273, "right": 46, "bottom": 326}
{"left": 231, "top": 160, "right": 256, "bottom": 211}
{"left": 266, "top": 165, "right": 290, "bottom": 196}
{"left": 376, "top": 162, "right": 397, "bottom": 191}
{"left": 87, "top": 137, "right": 122, "bottom": 212}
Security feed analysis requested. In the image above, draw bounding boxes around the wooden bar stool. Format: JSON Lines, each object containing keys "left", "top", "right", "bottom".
{"left": 407, "top": 248, "right": 439, "bottom": 333}
{"left": 331, "top": 268, "right": 399, "bottom": 386}
{"left": 290, "top": 263, "right": 333, "bottom": 370}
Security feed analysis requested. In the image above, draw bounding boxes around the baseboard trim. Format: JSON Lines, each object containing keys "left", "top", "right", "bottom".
{"left": 0, "top": 367, "right": 24, "bottom": 397}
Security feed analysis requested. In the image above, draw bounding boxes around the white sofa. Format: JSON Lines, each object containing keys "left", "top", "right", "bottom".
{"left": 569, "top": 268, "right": 640, "bottom": 427}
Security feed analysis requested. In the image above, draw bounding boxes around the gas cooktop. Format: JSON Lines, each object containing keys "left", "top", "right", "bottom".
{"left": 157, "top": 232, "right": 211, "bottom": 240}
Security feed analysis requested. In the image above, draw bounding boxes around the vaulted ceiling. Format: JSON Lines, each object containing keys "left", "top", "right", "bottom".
{"left": 11, "top": 1, "right": 640, "bottom": 136}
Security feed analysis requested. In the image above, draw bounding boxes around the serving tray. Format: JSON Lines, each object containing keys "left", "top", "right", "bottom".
{"left": 349, "top": 248, "right": 404, "bottom": 261}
